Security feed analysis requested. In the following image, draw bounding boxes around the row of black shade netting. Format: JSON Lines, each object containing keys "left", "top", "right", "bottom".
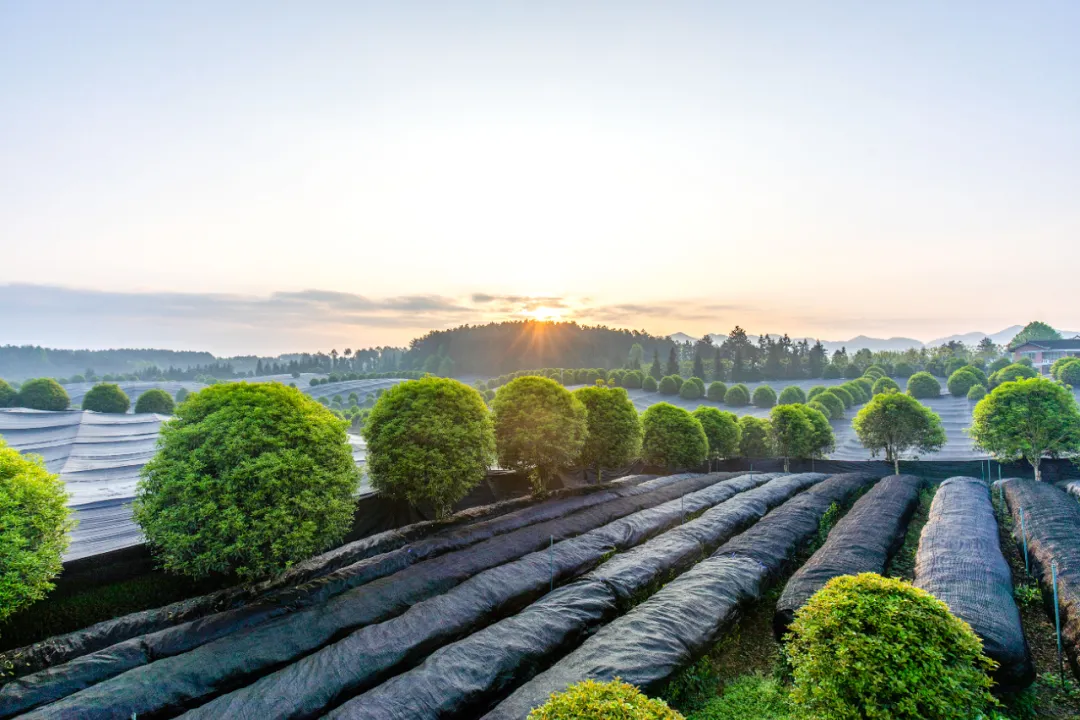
{"left": 715, "top": 457, "right": 1078, "bottom": 484}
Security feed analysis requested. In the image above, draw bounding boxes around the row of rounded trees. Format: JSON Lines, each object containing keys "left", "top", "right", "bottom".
{"left": 0, "top": 378, "right": 180, "bottom": 414}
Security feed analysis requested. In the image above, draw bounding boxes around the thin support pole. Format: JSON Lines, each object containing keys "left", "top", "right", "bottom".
{"left": 1054, "top": 561, "right": 1066, "bottom": 689}
{"left": 1020, "top": 508, "right": 1029, "bottom": 574}
{"left": 549, "top": 535, "right": 554, "bottom": 591}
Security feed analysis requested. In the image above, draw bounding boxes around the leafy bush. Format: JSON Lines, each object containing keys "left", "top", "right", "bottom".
{"left": 623, "top": 370, "right": 644, "bottom": 389}
{"left": 814, "top": 391, "right": 844, "bottom": 419}
{"left": 641, "top": 403, "right": 708, "bottom": 471}
{"left": 777, "top": 386, "right": 806, "bottom": 405}
{"left": 967, "top": 384, "right": 987, "bottom": 402}
{"left": 574, "top": 386, "right": 642, "bottom": 482}
{"left": 854, "top": 377, "right": 873, "bottom": 398}
{"left": 853, "top": 392, "right": 946, "bottom": 474}
{"left": 988, "top": 357, "right": 1012, "bottom": 374}
{"left": 828, "top": 386, "right": 853, "bottom": 408}
{"left": 871, "top": 376, "right": 900, "bottom": 395}
{"left": 769, "top": 404, "right": 834, "bottom": 472}
{"left": 946, "top": 368, "right": 983, "bottom": 398}
{"left": 680, "top": 379, "right": 704, "bottom": 400}
{"left": 906, "top": 371, "right": 941, "bottom": 399}
{"left": 787, "top": 573, "right": 997, "bottom": 720}
{"left": 806, "top": 385, "right": 826, "bottom": 401}
{"left": 965, "top": 365, "right": 989, "bottom": 387}
{"left": 844, "top": 364, "right": 863, "bottom": 379}
{"left": 17, "top": 378, "right": 70, "bottom": 411}
{"left": 365, "top": 378, "right": 495, "bottom": 517}
{"left": 807, "top": 400, "right": 834, "bottom": 420}
{"left": 752, "top": 385, "right": 777, "bottom": 409}
{"left": 0, "top": 379, "right": 16, "bottom": 408}
{"left": 689, "top": 675, "right": 791, "bottom": 720}
{"left": 672, "top": 376, "right": 685, "bottom": 391}
{"left": 724, "top": 384, "right": 750, "bottom": 407}
{"left": 893, "top": 362, "right": 916, "bottom": 378}
{"left": 527, "top": 678, "right": 683, "bottom": 719}
{"left": 493, "top": 376, "right": 587, "bottom": 494}
{"left": 693, "top": 407, "right": 741, "bottom": 460}
{"left": 707, "top": 381, "right": 727, "bottom": 402}
{"left": 989, "top": 362, "right": 1038, "bottom": 388}
{"left": 863, "top": 364, "right": 887, "bottom": 379}
{"left": 1058, "top": 359, "right": 1080, "bottom": 386}
{"left": 175, "top": 387, "right": 190, "bottom": 404}
{"left": 658, "top": 376, "right": 680, "bottom": 396}
{"left": 643, "top": 376, "right": 659, "bottom": 392}
{"left": 738, "top": 416, "right": 772, "bottom": 458}
{"left": 822, "top": 364, "right": 843, "bottom": 380}
{"left": 0, "top": 439, "right": 73, "bottom": 626}
{"left": 82, "top": 383, "right": 131, "bottom": 413}
{"left": 842, "top": 382, "right": 867, "bottom": 404}
{"left": 134, "top": 389, "right": 175, "bottom": 414}
{"left": 134, "top": 382, "right": 360, "bottom": 581}
{"left": 944, "top": 357, "right": 968, "bottom": 377}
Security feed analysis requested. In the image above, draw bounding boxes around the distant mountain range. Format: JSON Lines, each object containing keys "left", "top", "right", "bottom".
{"left": 668, "top": 325, "right": 1080, "bottom": 353}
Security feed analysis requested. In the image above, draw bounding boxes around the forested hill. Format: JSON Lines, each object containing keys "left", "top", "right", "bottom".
{"left": 0, "top": 346, "right": 218, "bottom": 381}
{"left": 406, "top": 321, "right": 678, "bottom": 375}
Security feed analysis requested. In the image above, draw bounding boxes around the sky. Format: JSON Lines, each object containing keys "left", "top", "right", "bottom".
{"left": 2, "top": 1, "right": 1079, "bottom": 356}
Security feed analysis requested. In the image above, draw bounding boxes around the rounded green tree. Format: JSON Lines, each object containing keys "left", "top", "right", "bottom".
{"left": 640, "top": 402, "right": 708, "bottom": 471}
{"left": 822, "top": 364, "right": 843, "bottom": 380}
{"left": 693, "top": 407, "right": 741, "bottom": 467}
{"left": 0, "top": 379, "right": 16, "bottom": 408}
{"left": 134, "top": 382, "right": 360, "bottom": 580}
{"left": 82, "top": 383, "right": 131, "bottom": 413}
{"left": 134, "top": 388, "right": 176, "bottom": 414}
{"left": 752, "top": 385, "right": 777, "bottom": 409}
{"left": 853, "top": 391, "right": 946, "bottom": 474}
{"left": 527, "top": 678, "right": 683, "bottom": 720}
{"left": 967, "top": 384, "right": 987, "bottom": 402}
{"left": 573, "top": 385, "right": 642, "bottom": 483}
{"left": 738, "top": 415, "right": 772, "bottom": 458}
{"left": 842, "top": 382, "right": 868, "bottom": 404}
{"left": 1058, "top": 359, "right": 1080, "bottom": 386}
{"left": 724, "top": 384, "right": 750, "bottom": 407}
{"left": 807, "top": 385, "right": 826, "bottom": 401}
{"left": 492, "top": 376, "right": 587, "bottom": 494}
{"left": 906, "top": 371, "right": 941, "bottom": 399}
{"left": 706, "top": 381, "right": 727, "bottom": 402}
{"left": 787, "top": 573, "right": 997, "bottom": 720}
{"left": 807, "top": 399, "right": 834, "bottom": 420}
{"left": 828, "top": 385, "right": 853, "bottom": 408}
{"left": 871, "top": 376, "right": 900, "bottom": 395}
{"left": 364, "top": 378, "right": 495, "bottom": 517}
{"left": 893, "top": 361, "right": 916, "bottom": 378}
{"left": 970, "top": 377, "right": 1080, "bottom": 482}
{"left": 658, "top": 376, "right": 679, "bottom": 396}
{"left": 679, "top": 379, "right": 704, "bottom": 400}
{"left": 0, "top": 439, "right": 73, "bottom": 625}
{"left": 622, "top": 370, "right": 644, "bottom": 389}
{"left": 989, "top": 362, "right": 1038, "bottom": 388}
{"left": 777, "top": 385, "right": 807, "bottom": 405}
{"left": 814, "top": 391, "right": 844, "bottom": 419}
{"left": 769, "top": 404, "right": 828, "bottom": 472}
{"left": 642, "top": 376, "right": 659, "bottom": 392}
{"left": 946, "top": 368, "right": 983, "bottom": 398}
{"left": 17, "top": 378, "right": 70, "bottom": 411}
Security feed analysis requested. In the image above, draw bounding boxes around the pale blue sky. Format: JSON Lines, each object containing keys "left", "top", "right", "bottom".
{"left": 2, "top": 2, "right": 1079, "bottom": 354}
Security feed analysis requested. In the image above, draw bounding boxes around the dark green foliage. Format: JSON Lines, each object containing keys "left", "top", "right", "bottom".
{"left": 967, "top": 384, "right": 987, "bottom": 402}
{"left": 777, "top": 386, "right": 806, "bottom": 405}
{"left": 573, "top": 385, "right": 642, "bottom": 481}
{"left": 814, "top": 391, "right": 844, "bottom": 418}
{"left": 988, "top": 356, "right": 1012, "bottom": 374}
{"left": 707, "top": 381, "right": 727, "bottom": 403}
{"left": 842, "top": 382, "right": 868, "bottom": 404}
{"left": 853, "top": 392, "right": 946, "bottom": 473}
{"left": 687, "top": 675, "right": 791, "bottom": 720}
{"left": 82, "top": 383, "right": 130, "bottom": 413}
{"left": 925, "top": 359, "right": 945, "bottom": 377}
{"left": 724, "top": 384, "right": 750, "bottom": 407}
{"left": 1010, "top": 320, "right": 1061, "bottom": 348}
{"left": 944, "top": 357, "right": 968, "bottom": 378}
{"left": 807, "top": 400, "right": 834, "bottom": 420}
{"left": 659, "top": 375, "right": 680, "bottom": 395}
{"left": 863, "top": 364, "right": 887, "bottom": 379}
{"left": 0, "top": 379, "right": 16, "bottom": 408}
{"left": 622, "top": 370, "right": 644, "bottom": 389}
{"left": 528, "top": 678, "right": 683, "bottom": 719}
{"left": 365, "top": 378, "right": 495, "bottom": 517}
{"left": 0, "top": 439, "right": 73, "bottom": 626}
{"left": 871, "top": 376, "right": 900, "bottom": 395}
{"left": 843, "top": 364, "right": 862, "bottom": 379}
{"left": 946, "top": 368, "right": 983, "bottom": 398}
{"left": 906, "top": 371, "right": 941, "bottom": 399}
{"left": 854, "top": 377, "right": 873, "bottom": 397}
{"left": 692, "top": 407, "right": 741, "bottom": 460}
{"left": 738, "top": 416, "right": 771, "bottom": 458}
{"left": 806, "top": 385, "right": 826, "bottom": 401}
{"left": 787, "top": 573, "right": 997, "bottom": 719}
{"left": 828, "top": 386, "right": 853, "bottom": 408}
{"left": 1058, "top": 359, "right": 1080, "bottom": 386}
{"left": 16, "top": 378, "right": 70, "bottom": 411}
{"left": 893, "top": 361, "right": 916, "bottom": 378}
{"left": 134, "top": 382, "right": 360, "bottom": 581}
{"left": 492, "top": 376, "right": 587, "bottom": 493}
{"left": 643, "top": 376, "right": 659, "bottom": 392}
{"left": 680, "top": 378, "right": 705, "bottom": 400}
{"left": 822, "top": 364, "right": 843, "bottom": 380}
{"left": 641, "top": 403, "right": 708, "bottom": 470}
{"left": 134, "top": 389, "right": 175, "bottom": 414}
{"left": 769, "top": 404, "right": 834, "bottom": 471}
{"left": 989, "top": 362, "right": 1039, "bottom": 388}
{"left": 752, "top": 385, "right": 777, "bottom": 409}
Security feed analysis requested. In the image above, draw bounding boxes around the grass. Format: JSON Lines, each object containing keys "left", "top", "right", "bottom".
{"left": 885, "top": 485, "right": 936, "bottom": 581}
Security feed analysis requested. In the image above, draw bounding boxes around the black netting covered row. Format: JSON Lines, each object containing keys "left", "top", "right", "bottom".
{"left": 9, "top": 474, "right": 725, "bottom": 719}
{"left": 0, "top": 473, "right": 657, "bottom": 684}
{"left": 1002, "top": 479, "right": 1080, "bottom": 680}
{"left": 915, "top": 477, "right": 1034, "bottom": 691}
{"left": 773, "top": 474, "right": 924, "bottom": 638}
{"left": 325, "top": 472, "right": 828, "bottom": 720}
{"left": 187, "top": 473, "right": 786, "bottom": 719}
{"left": 715, "top": 458, "right": 1078, "bottom": 484}
{"left": 479, "top": 473, "right": 878, "bottom": 720}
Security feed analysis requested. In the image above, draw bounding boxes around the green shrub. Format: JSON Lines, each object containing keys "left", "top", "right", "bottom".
{"left": 807, "top": 400, "right": 834, "bottom": 420}
{"left": 1058, "top": 359, "right": 1080, "bottom": 386}
{"left": 134, "top": 382, "right": 360, "bottom": 581}
{"left": 752, "top": 385, "right": 777, "bottom": 409}
{"left": 493, "top": 376, "right": 587, "bottom": 494}
{"left": 623, "top": 370, "right": 644, "bottom": 389}
{"left": 854, "top": 377, "right": 873, "bottom": 397}
{"left": 134, "top": 389, "right": 175, "bottom": 414}
{"left": 944, "top": 357, "right": 968, "bottom": 377}
{"left": 0, "top": 379, "right": 16, "bottom": 408}
{"left": 724, "top": 384, "right": 750, "bottom": 407}
{"left": 893, "top": 362, "right": 916, "bottom": 378}
{"left": 787, "top": 573, "right": 997, "bottom": 720}
{"left": 769, "top": 404, "right": 834, "bottom": 472}
{"left": 738, "top": 416, "right": 771, "bottom": 458}
{"left": 0, "top": 439, "right": 73, "bottom": 627}
{"left": 777, "top": 386, "right": 806, "bottom": 405}
{"left": 82, "top": 383, "right": 131, "bottom": 413}
{"left": 822, "top": 365, "right": 843, "bottom": 379}
{"left": 365, "top": 378, "right": 495, "bottom": 517}
{"left": 175, "top": 387, "right": 190, "bottom": 404}
{"left": 842, "top": 382, "right": 868, "bottom": 404}
{"left": 967, "top": 384, "right": 987, "bottom": 402}
{"left": 641, "top": 403, "right": 708, "bottom": 471}
{"left": 528, "top": 678, "right": 683, "bottom": 720}
{"left": 707, "top": 381, "right": 727, "bottom": 403}
{"left": 864, "top": 364, "right": 887, "bottom": 379}
{"left": 693, "top": 407, "right": 741, "bottom": 460}
{"left": 844, "top": 364, "right": 863, "bottom": 379}
{"left": 946, "top": 368, "right": 983, "bottom": 398}
{"left": 988, "top": 357, "right": 1012, "bottom": 374}
{"left": 828, "top": 386, "right": 853, "bottom": 408}
{"left": 872, "top": 376, "right": 900, "bottom": 395}
{"left": 658, "top": 376, "right": 680, "bottom": 396}
{"left": 814, "top": 391, "right": 844, "bottom": 418}
{"left": 643, "top": 376, "right": 659, "bottom": 392}
{"left": 906, "top": 372, "right": 941, "bottom": 399}
{"left": 672, "top": 376, "right": 685, "bottom": 391}
{"left": 990, "top": 362, "right": 1038, "bottom": 388}
{"left": 574, "top": 386, "right": 642, "bottom": 482}
{"left": 679, "top": 379, "right": 704, "bottom": 400}
{"left": 806, "top": 385, "right": 826, "bottom": 401}
{"left": 17, "top": 378, "right": 70, "bottom": 411}
{"left": 688, "top": 674, "right": 790, "bottom": 720}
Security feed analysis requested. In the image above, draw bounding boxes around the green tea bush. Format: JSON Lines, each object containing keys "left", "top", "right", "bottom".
{"left": 814, "top": 391, "right": 844, "bottom": 418}
{"left": 946, "top": 368, "right": 983, "bottom": 398}
{"left": 777, "top": 386, "right": 806, "bottom": 405}
{"left": 658, "top": 376, "right": 680, "bottom": 396}
{"left": 893, "top": 361, "right": 916, "bottom": 378}
{"left": 724, "top": 384, "right": 750, "bottom": 407}
{"left": 693, "top": 407, "right": 741, "bottom": 460}
{"left": 842, "top": 382, "right": 868, "bottom": 404}
{"left": 528, "top": 678, "right": 683, "bottom": 719}
{"left": 707, "top": 381, "right": 727, "bottom": 403}
{"left": 806, "top": 385, "right": 826, "bottom": 401}
{"left": 989, "top": 362, "right": 1038, "bottom": 388}
{"left": 0, "top": 439, "right": 73, "bottom": 626}
{"left": 643, "top": 376, "right": 659, "bottom": 392}
{"left": 906, "top": 372, "right": 941, "bottom": 399}
{"left": 854, "top": 377, "right": 874, "bottom": 398}
{"left": 623, "top": 370, "right": 644, "bottom": 389}
{"left": 1058, "top": 359, "right": 1080, "bottom": 386}
{"left": 752, "top": 385, "right": 777, "bottom": 409}
{"left": 134, "top": 388, "right": 175, "bottom": 414}
{"left": 844, "top": 364, "right": 863, "bottom": 379}
{"left": 82, "top": 383, "right": 131, "bottom": 413}
{"left": 17, "top": 378, "right": 70, "bottom": 411}
{"left": 828, "top": 386, "right": 853, "bottom": 408}
{"left": 822, "top": 365, "right": 843, "bottom": 380}
{"left": 863, "top": 365, "right": 887, "bottom": 379}
{"left": 872, "top": 376, "right": 900, "bottom": 395}
{"left": 807, "top": 400, "right": 834, "bottom": 420}
{"left": 967, "top": 384, "right": 987, "bottom": 402}
{"left": 0, "top": 379, "right": 17, "bottom": 407}
{"left": 787, "top": 573, "right": 997, "bottom": 720}
{"left": 738, "top": 416, "right": 772, "bottom": 458}
{"left": 688, "top": 674, "right": 790, "bottom": 720}
{"left": 988, "top": 357, "right": 1012, "bottom": 374}
{"left": 641, "top": 403, "right": 708, "bottom": 471}
{"left": 679, "top": 379, "right": 704, "bottom": 400}
{"left": 175, "top": 387, "right": 189, "bottom": 404}
{"left": 945, "top": 357, "right": 968, "bottom": 377}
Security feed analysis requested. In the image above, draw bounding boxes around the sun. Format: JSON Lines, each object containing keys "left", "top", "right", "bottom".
{"left": 524, "top": 306, "right": 564, "bottom": 322}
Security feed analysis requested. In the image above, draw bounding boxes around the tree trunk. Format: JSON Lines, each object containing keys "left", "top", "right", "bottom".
{"left": 783, "top": 456, "right": 790, "bottom": 473}
{"left": 1033, "top": 456, "right": 1042, "bottom": 482}
{"left": 894, "top": 457, "right": 900, "bottom": 476}
{"left": 595, "top": 464, "right": 603, "bottom": 485}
